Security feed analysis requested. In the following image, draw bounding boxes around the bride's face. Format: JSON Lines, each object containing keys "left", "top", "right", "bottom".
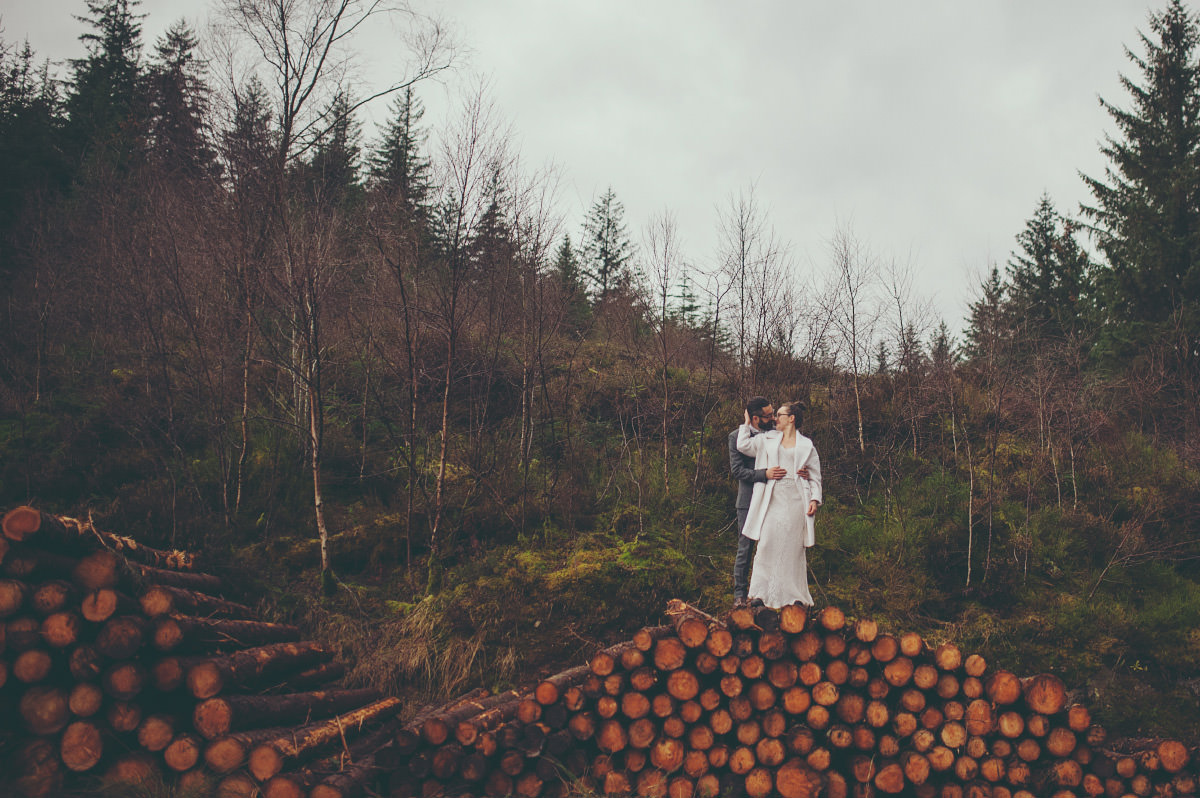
{"left": 775, "top": 408, "right": 795, "bottom": 432}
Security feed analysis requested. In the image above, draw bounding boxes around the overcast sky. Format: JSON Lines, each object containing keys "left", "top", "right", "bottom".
{"left": 1, "top": 1, "right": 1167, "bottom": 335}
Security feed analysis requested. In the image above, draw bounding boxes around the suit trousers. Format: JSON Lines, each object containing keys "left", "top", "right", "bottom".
{"left": 734, "top": 508, "right": 756, "bottom": 599}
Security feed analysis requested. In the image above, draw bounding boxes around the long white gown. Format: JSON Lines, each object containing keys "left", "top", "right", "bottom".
{"left": 747, "top": 443, "right": 814, "bottom": 608}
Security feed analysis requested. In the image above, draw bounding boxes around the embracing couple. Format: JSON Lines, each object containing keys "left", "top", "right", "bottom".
{"left": 728, "top": 396, "right": 823, "bottom": 610}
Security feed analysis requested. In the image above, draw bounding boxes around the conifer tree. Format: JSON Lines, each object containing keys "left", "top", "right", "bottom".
{"left": 1008, "top": 195, "right": 1089, "bottom": 343}
{"left": 145, "top": 20, "right": 215, "bottom": 179}
{"left": 369, "top": 88, "right": 431, "bottom": 215}
{"left": 302, "top": 92, "right": 362, "bottom": 209}
{"left": 0, "top": 40, "right": 66, "bottom": 241}
{"left": 66, "top": 0, "right": 145, "bottom": 168}
{"left": 1082, "top": 0, "right": 1200, "bottom": 363}
{"left": 964, "top": 266, "right": 1011, "bottom": 365}
{"left": 580, "top": 186, "right": 633, "bottom": 301}
{"left": 552, "top": 234, "right": 591, "bottom": 333}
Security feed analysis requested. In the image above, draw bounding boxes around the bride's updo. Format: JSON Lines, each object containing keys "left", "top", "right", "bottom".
{"left": 779, "top": 401, "right": 805, "bottom": 428}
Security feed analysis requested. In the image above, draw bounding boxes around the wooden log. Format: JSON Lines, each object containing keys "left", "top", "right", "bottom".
{"left": 136, "top": 714, "right": 175, "bottom": 753}
{"left": 106, "top": 700, "right": 142, "bottom": 733}
{"left": 30, "top": 579, "right": 77, "bottom": 615}
{"left": 74, "top": 550, "right": 120, "bottom": 590}
{"left": 164, "top": 733, "right": 204, "bottom": 772}
{"left": 103, "top": 661, "right": 145, "bottom": 700}
{"left": 68, "top": 643, "right": 103, "bottom": 682}
{"left": 534, "top": 664, "right": 591, "bottom": 706}
{"left": 280, "top": 659, "right": 346, "bottom": 691}
{"left": 60, "top": 720, "right": 104, "bottom": 772}
{"left": 140, "top": 584, "right": 256, "bottom": 619}
{"left": 128, "top": 560, "right": 221, "bottom": 594}
{"left": 1021, "top": 673, "right": 1066, "bottom": 715}
{"left": 1156, "top": 739, "right": 1190, "bottom": 773}
{"left": 986, "top": 671, "right": 1022, "bottom": 705}
{"left": 1, "top": 507, "right": 201, "bottom": 571}
{"left": 68, "top": 681, "right": 104, "bottom": 717}
{"left": 193, "top": 687, "right": 383, "bottom": 740}
{"left": 80, "top": 588, "right": 137, "bottom": 622}
{"left": 11, "top": 738, "right": 63, "bottom": 798}
{"left": 6, "top": 615, "right": 41, "bottom": 650}
{"left": 422, "top": 689, "right": 520, "bottom": 746}
{"left": 875, "top": 761, "right": 906, "bottom": 794}
{"left": 0, "top": 578, "right": 29, "bottom": 617}
{"left": 654, "top": 636, "right": 688, "bottom": 671}
{"left": 39, "top": 610, "right": 80, "bottom": 648}
{"left": 247, "top": 697, "right": 401, "bottom": 781}
{"left": 186, "top": 640, "right": 334, "bottom": 699}
{"left": 13, "top": 648, "right": 53, "bottom": 683}
{"left": 20, "top": 685, "right": 69, "bottom": 735}
{"left": 152, "top": 614, "right": 301, "bottom": 652}
{"left": 666, "top": 599, "right": 723, "bottom": 648}
{"left": 95, "top": 615, "right": 146, "bottom": 659}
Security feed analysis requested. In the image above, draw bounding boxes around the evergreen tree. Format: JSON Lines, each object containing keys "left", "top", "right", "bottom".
{"left": 66, "top": 0, "right": 145, "bottom": 168}
{"left": 930, "top": 321, "right": 956, "bottom": 371}
{"left": 145, "top": 20, "right": 215, "bottom": 179}
{"left": 964, "top": 266, "right": 1011, "bottom": 364}
{"left": 580, "top": 186, "right": 633, "bottom": 301}
{"left": 301, "top": 92, "right": 362, "bottom": 209}
{"left": 221, "top": 78, "right": 273, "bottom": 197}
{"left": 1082, "top": 0, "right": 1200, "bottom": 363}
{"left": 369, "top": 87, "right": 431, "bottom": 214}
{"left": 0, "top": 40, "right": 67, "bottom": 241}
{"left": 552, "top": 234, "right": 591, "bottom": 332}
{"left": 672, "top": 271, "right": 702, "bottom": 328}
{"left": 1008, "top": 194, "right": 1089, "bottom": 343}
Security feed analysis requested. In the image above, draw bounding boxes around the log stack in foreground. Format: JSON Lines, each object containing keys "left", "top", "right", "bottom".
{"left": 377, "top": 600, "right": 1199, "bottom": 798}
{"left": 0, "top": 506, "right": 392, "bottom": 797}
{"left": 4, "top": 504, "right": 1198, "bottom": 798}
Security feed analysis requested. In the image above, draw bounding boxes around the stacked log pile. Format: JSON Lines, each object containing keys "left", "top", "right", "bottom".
{"left": 381, "top": 601, "right": 1199, "bottom": 798}
{"left": 0, "top": 506, "right": 396, "bottom": 798}
{"left": 4, "top": 503, "right": 1199, "bottom": 798}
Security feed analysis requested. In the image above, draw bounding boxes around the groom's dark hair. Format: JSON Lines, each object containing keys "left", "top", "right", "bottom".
{"left": 746, "top": 396, "right": 771, "bottom": 418}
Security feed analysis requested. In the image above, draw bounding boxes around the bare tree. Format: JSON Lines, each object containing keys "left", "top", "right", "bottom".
{"left": 716, "top": 185, "right": 789, "bottom": 390}
{"left": 829, "top": 224, "right": 880, "bottom": 455}
{"left": 641, "top": 210, "right": 686, "bottom": 493}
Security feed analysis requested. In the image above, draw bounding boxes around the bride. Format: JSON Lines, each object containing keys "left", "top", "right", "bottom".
{"left": 736, "top": 401, "right": 823, "bottom": 608}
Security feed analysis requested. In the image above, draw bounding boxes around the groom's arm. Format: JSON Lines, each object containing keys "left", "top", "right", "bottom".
{"left": 728, "top": 430, "right": 765, "bottom": 483}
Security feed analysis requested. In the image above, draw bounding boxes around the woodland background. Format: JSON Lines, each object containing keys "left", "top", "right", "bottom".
{"left": 2, "top": 0, "right": 1200, "bottom": 740}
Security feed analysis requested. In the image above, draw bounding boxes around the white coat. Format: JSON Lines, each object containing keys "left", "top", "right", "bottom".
{"left": 736, "top": 424, "right": 823, "bottom": 546}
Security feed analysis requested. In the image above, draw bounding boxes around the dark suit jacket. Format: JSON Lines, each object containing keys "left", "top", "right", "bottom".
{"left": 729, "top": 427, "right": 766, "bottom": 510}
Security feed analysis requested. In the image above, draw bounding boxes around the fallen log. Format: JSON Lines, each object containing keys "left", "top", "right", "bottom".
{"left": 193, "top": 687, "right": 383, "bottom": 739}
{"left": 152, "top": 614, "right": 301, "bottom": 653}
{"left": 1, "top": 507, "right": 201, "bottom": 571}
{"left": 80, "top": 587, "right": 137, "bottom": 623}
{"left": 186, "top": 640, "right": 335, "bottom": 699}
{"left": 139, "top": 584, "right": 255, "bottom": 619}
{"left": 247, "top": 696, "right": 402, "bottom": 781}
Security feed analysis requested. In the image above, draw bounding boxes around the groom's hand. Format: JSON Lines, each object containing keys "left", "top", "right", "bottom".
{"left": 797, "top": 466, "right": 810, "bottom": 479}
{"left": 767, "top": 466, "right": 787, "bottom": 479}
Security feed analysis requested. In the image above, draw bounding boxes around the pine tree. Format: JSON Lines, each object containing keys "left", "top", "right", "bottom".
{"left": 301, "top": 92, "right": 362, "bottom": 208}
{"left": 930, "top": 321, "right": 956, "bottom": 371}
{"left": 66, "top": 0, "right": 145, "bottom": 168}
{"left": 145, "top": 20, "right": 215, "bottom": 179}
{"left": 1082, "top": 0, "right": 1200, "bottom": 362}
{"left": 0, "top": 40, "right": 67, "bottom": 239}
{"left": 579, "top": 186, "right": 633, "bottom": 302}
{"left": 964, "top": 266, "right": 1011, "bottom": 364}
{"left": 1008, "top": 194, "right": 1089, "bottom": 343}
{"left": 672, "top": 271, "right": 702, "bottom": 328}
{"left": 552, "top": 234, "right": 591, "bottom": 333}
{"left": 369, "top": 88, "right": 431, "bottom": 213}
{"left": 221, "top": 78, "right": 273, "bottom": 197}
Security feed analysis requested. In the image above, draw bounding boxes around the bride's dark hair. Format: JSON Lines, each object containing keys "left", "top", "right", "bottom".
{"left": 779, "top": 401, "right": 805, "bottom": 428}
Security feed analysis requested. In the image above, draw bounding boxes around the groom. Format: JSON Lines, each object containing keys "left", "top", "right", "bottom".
{"left": 728, "top": 396, "right": 805, "bottom": 608}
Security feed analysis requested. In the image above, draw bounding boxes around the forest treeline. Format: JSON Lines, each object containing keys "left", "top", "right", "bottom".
{"left": 2, "top": 0, "right": 1200, "bottom": 733}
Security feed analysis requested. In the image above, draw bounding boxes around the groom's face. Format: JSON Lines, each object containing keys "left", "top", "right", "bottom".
{"left": 754, "top": 405, "right": 776, "bottom": 431}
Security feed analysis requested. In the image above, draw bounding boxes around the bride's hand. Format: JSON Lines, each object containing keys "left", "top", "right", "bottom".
{"left": 807, "top": 500, "right": 819, "bottom": 517}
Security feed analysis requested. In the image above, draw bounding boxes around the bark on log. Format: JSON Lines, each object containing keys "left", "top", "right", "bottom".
{"left": 140, "top": 584, "right": 256, "bottom": 619}
{"left": 247, "top": 697, "right": 401, "bottom": 781}
{"left": 152, "top": 614, "right": 301, "bottom": 653}
{"left": 1, "top": 507, "right": 201, "bottom": 571}
{"left": 421, "top": 689, "right": 521, "bottom": 746}
{"left": 193, "top": 687, "right": 383, "bottom": 739}
{"left": 186, "top": 640, "right": 335, "bottom": 699}
{"left": 535, "top": 664, "right": 591, "bottom": 706}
